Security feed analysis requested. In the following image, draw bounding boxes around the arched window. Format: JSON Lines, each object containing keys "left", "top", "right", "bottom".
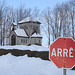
{"left": 11, "top": 34, "right": 16, "bottom": 45}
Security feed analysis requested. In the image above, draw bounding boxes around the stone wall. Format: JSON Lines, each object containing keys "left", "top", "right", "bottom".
{"left": 0, "top": 49, "right": 49, "bottom": 60}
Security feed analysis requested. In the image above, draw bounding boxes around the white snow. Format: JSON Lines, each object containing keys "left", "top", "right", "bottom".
{"left": 0, "top": 45, "right": 49, "bottom": 51}
{"left": 31, "top": 33, "right": 42, "bottom": 37}
{"left": 0, "top": 53, "right": 74, "bottom": 75}
{"left": 18, "top": 16, "right": 39, "bottom": 24}
{"left": 14, "top": 29, "right": 27, "bottom": 37}
{"left": 12, "top": 22, "right": 17, "bottom": 26}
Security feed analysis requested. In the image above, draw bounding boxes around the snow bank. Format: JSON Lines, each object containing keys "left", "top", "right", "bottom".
{"left": 0, "top": 54, "right": 74, "bottom": 75}
{"left": 0, "top": 45, "right": 49, "bottom": 51}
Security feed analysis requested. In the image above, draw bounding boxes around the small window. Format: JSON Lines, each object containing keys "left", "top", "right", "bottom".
{"left": 21, "top": 39, "right": 23, "bottom": 43}
{"left": 39, "top": 40, "right": 41, "bottom": 44}
{"left": 26, "top": 39, "right": 27, "bottom": 43}
{"left": 21, "top": 39, "right": 27, "bottom": 43}
{"left": 34, "top": 39, "right": 36, "bottom": 43}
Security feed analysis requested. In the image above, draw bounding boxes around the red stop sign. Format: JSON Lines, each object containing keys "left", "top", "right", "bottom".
{"left": 49, "top": 37, "right": 75, "bottom": 69}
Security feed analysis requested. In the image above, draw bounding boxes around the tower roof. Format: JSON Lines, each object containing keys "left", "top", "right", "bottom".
{"left": 31, "top": 33, "right": 42, "bottom": 38}
{"left": 18, "top": 17, "right": 41, "bottom": 24}
{"left": 11, "top": 22, "right": 17, "bottom": 26}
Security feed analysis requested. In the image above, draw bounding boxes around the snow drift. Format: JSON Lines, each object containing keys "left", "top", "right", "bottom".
{"left": 0, "top": 54, "right": 75, "bottom": 75}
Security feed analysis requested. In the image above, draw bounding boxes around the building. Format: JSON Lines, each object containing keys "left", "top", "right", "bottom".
{"left": 9, "top": 17, "right": 42, "bottom": 45}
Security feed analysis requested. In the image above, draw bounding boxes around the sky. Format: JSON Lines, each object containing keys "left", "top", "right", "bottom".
{"left": 5, "top": 0, "right": 68, "bottom": 10}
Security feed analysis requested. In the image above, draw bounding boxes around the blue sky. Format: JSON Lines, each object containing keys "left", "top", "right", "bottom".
{"left": 5, "top": 0, "right": 68, "bottom": 10}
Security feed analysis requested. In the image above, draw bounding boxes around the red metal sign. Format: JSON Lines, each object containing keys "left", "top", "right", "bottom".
{"left": 49, "top": 37, "right": 75, "bottom": 69}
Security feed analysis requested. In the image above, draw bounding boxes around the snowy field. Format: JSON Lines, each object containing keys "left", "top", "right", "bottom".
{"left": 0, "top": 45, "right": 49, "bottom": 51}
{"left": 0, "top": 54, "right": 75, "bottom": 75}
{"left": 0, "top": 45, "right": 75, "bottom": 75}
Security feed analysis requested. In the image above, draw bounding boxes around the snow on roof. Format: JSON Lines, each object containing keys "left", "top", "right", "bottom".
{"left": 18, "top": 17, "right": 41, "bottom": 24}
{"left": 31, "top": 33, "right": 42, "bottom": 37}
{"left": 12, "top": 22, "right": 17, "bottom": 26}
{"left": 14, "top": 29, "right": 27, "bottom": 37}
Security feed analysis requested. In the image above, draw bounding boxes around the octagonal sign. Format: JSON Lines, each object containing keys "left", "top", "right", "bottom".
{"left": 49, "top": 37, "right": 75, "bottom": 69}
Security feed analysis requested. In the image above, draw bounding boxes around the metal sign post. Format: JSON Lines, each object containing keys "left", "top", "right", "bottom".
{"left": 63, "top": 69, "right": 66, "bottom": 75}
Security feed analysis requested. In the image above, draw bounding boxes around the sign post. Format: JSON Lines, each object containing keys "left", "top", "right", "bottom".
{"left": 49, "top": 37, "right": 75, "bottom": 75}
{"left": 63, "top": 69, "right": 66, "bottom": 75}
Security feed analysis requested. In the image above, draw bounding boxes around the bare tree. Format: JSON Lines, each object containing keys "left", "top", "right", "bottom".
{"left": 32, "top": 7, "right": 40, "bottom": 18}
{"left": 52, "top": 2, "right": 71, "bottom": 39}
{"left": 69, "top": 0, "right": 75, "bottom": 39}
{"left": 41, "top": 7, "right": 52, "bottom": 47}
{"left": 0, "top": 0, "right": 8, "bottom": 46}
{"left": 15, "top": 4, "right": 32, "bottom": 23}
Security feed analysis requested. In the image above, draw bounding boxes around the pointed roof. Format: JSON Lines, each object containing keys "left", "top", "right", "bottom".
{"left": 14, "top": 29, "right": 27, "bottom": 37}
{"left": 31, "top": 33, "right": 42, "bottom": 38}
{"left": 12, "top": 22, "right": 17, "bottom": 26}
{"left": 18, "top": 17, "right": 41, "bottom": 24}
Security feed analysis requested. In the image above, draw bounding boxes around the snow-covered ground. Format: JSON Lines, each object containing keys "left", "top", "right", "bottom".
{"left": 0, "top": 54, "right": 75, "bottom": 75}
{"left": 0, "top": 45, "right": 49, "bottom": 51}
{"left": 0, "top": 45, "right": 75, "bottom": 75}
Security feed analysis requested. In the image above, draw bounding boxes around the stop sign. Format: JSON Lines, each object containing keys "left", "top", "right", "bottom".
{"left": 49, "top": 37, "right": 75, "bottom": 69}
